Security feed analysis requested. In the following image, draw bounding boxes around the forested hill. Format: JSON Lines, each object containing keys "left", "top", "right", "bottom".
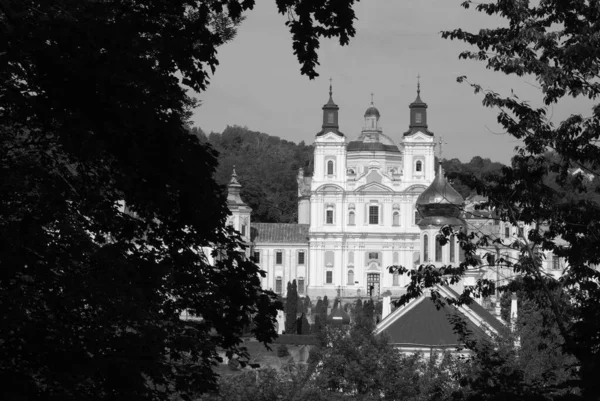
{"left": 441, "top": 157, "right": 506, "bottom": 198}
{"left": 189, "top": 125, "right": 504, "bottom": 221}
{"left": 191, "top": 125, "right": 314, "bottom": 223}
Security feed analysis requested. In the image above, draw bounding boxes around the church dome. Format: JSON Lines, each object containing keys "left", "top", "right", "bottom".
{"left": 347, "top": 131, "right": 400, "bottom": 153}
{"left": 327, "top": 307, "right": 351, "bottom": 325}
{"left": 364, "top": 105, "right": 380, "bottom": 118}
{"left": 416, "top": 166, "right": 465, "bottom": 226}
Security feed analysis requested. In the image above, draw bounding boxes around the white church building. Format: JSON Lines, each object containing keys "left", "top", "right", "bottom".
{"left": 227, "top": 83, "right": 461, "bottom": 300}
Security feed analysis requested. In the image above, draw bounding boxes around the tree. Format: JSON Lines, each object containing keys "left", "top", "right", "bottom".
{"left": 285, "top": 280, "right": 298, "bottom": 334}
{"left": 396, "top": 1, "right": 600, "bottom": 398}
{"left": 0, "top": 1, "right": 359, "bottom": 399}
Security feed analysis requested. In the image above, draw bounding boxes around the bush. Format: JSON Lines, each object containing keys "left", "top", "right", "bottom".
{"left": 227, "top": 357, "right": 241, "bottom": 371}
{"left": 277, "top": 344, "right": 290, "bottom": 357}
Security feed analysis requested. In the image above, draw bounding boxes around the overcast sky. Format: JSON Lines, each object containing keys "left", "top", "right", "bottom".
{"left": 190, "top": 1, "right": 592, "bottom": 164}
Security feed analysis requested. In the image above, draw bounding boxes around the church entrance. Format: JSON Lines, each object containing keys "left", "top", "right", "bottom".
{"left": 367, "top": 273, "right": 380, "bottom": 298}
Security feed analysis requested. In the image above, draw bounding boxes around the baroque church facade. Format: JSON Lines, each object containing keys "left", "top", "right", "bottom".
{"left": 228, "top": 83, "right": 461, "bottom": 300}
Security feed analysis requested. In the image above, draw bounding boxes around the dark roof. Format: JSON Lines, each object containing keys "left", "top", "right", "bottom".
{"left": 380, "top": 290, "right": 507, "bottom": 347}
{"left": 251, "top": 223, "right": 309, "bottom": 244}
{"left": 443, "top": 286, "right": 507, "bottom": 335}
{"left": 347, "top": 141, "right": 400, "bottom": 153}
{"left": 382, "top": 298, "right": 476, "bottom": 346}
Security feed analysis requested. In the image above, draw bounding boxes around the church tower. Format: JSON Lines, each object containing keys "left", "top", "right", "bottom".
{"left": 401, "top": 80, "right": 435, "bottom": 186}
{"left": 226, "top": 167, "right": 252, "bottom": 244}
{"left": 415, "top": 164, "right": 465, "bottom": 266}
{"left": 313, "top": 81, "right": 346, "bottom": 186}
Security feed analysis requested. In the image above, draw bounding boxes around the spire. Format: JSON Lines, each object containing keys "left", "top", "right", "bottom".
{"left": 317, "top": 78, "right": 342, "bottom": 136}
{"left": 227, "top": 165, "right": 245, "bottom": 206}
{"left": 404, "top": 75, "right": 432, "bottom": 136}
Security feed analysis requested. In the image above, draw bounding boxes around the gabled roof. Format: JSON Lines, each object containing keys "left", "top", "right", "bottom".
{"left": 251, "top": 223, "right": 309, "bottom": 244}
{"left": 376, "top": 285, "right": 507, "bottom": 348}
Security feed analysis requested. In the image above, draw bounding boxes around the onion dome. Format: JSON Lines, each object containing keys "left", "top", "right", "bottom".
{"left": 364, "top": 105, "right": 380, "bottom": 119}
{"left": 327, "top": 306, "right": 351, "bottom": 325}
{"left": 416, "top": 165, "right": 465, "bottom": 226}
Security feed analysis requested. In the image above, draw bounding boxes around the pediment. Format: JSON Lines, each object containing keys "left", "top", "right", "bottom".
{"left": 315, "top": 131, "right": 346, "bottom": 143}
{"left": 404, "top": 131, "right": 433, "bottom": 142}
{"left": 316, "top": 184, "right": 344, "bottom": 193}
{"left": 355, "top": 182, "right": 393, "bottom": 193}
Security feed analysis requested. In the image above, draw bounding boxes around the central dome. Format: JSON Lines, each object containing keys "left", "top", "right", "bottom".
{"left": 416, "top": 166, "right": 465, "bottom": 226}
{"left": 347, "top": 131, "right": 400, "bottom": 153}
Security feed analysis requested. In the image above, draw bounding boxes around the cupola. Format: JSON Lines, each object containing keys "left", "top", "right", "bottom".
{"left": 317, "top": 79, "right": 343, "bottom": 136}
{"left": 363, "top": 94, "right": 381, "bottom": 132}
{"left": 404, "top": 78, "right": 434, "bottom": 137}
{"left": 227, "top": 166, "right": 246, "bottom": 207}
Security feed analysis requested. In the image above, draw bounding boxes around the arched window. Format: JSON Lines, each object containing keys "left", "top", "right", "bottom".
{"left": 349, "top": 211, "right": 355, "bottom": 225}
{"left": 423, "top": 234, "right": 429, "bottom": 262}
{"left": 416, "top": 160, "right": 423, "bottom": 172}
{"left": 450, "top": 235, "right": 456, "bottom": 262}
{"left": 347, "top": 270, "right": 354, "bottom": 285}
{"left": 393, "top": 211, "right": 400, "bottom": 226}
{"left": 327, "top": 160, "right": 334, "bottom": 175}
{"left": 435, "top": 236, "right": 443, "bottom": 262}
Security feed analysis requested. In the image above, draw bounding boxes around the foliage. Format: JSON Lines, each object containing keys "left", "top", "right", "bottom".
{"left": 0, "top": 0, "right": 360, "bottom": 399}
{"left": 442, "top": 157, "right": 506, "bottom": 198}
{"left": 296, "top": 313, "right": 310, "bottom": 335}
{"left": 203, "top": 367, "right": 331, "bottom": 401}
{"left": 315, "top": 324, "right": 462, "bottom": 400}
{"left": 394, "top": 1, "right": 600, "bottom": 399}
{"left": 285, "top": 280, "right": 298, "bottom": 334}
{"left": 276, "top": 344, "right": 290, "bottom": 358}
{"left": 204, "top": 126, "right": 314, "bottom": 223}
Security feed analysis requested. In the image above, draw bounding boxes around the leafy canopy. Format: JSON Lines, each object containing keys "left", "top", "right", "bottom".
{"left": 0, "top": 0, "right": 359, "bottom": 400}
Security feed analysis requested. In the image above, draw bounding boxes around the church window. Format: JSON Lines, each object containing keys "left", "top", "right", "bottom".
{"left": 552, "top": 255, "right": 561, "bottom": 270}
{"left": 518, "top": 226, "right": 524, "bottom": 238}
{"left": 393, "top": 272, "right": 399, "bottom": 286}
{"left": 327, "top": 160, "right": 334, "bottom": 175}
{"left": 393, "top": 252, "right": 399, "bottom": 265}
{"left": 327, "top": 111, "right": 334, "bottom": 124}
{"left": 368, "top": 252, "right": 379, "bottom": 260}
{"left": 414, "top": 210, "right": 420, "bottom": 225}
{"left": 347, "top": 270, "right": 354, "bottom": 285}
{"left": 241, "top": 224, "right": 246, "bottom": 236}
{"left": 504, "top": 226, "right": 510, "bottom": 238}
{"left": 423, "top": 234, "right": 429, "bottom": 262}
{"left": 369, "top": 205, "right": 379, "bottom": 224}
{"left": 326, "top": 270, "right": 333, "bottom": 284}
{"left": 415, "top": 112, "right": 422, "bottom": 123}
{"left": 393, "top": 211, "right": 400, "bottom": 226}
{"left": 276, "top": 251, "right": 283, "bottom": 265}
{"left": 275, "top": 277, "right": 282, "bottom": 294}
{"left": 298, "top": 277, "right": 305, "bottom": 294}
{"left": 348, "top": 211, "right": 355, "bottom": 225}
{"left": 298, "top": 251, "right": 305, "bottom": 265}
{"left": 326, "top": 210, "right": 334, "bottom": 224}
{"left": 450, "top": 235, "right": 455, "bottom": 262}
{"left": 416, "top": 160, "right": 423, "bottom": 172}
{"left": 348, "top": 251, "right": 354, "bottom": 265}
{"left": 435, "top": 236, "right": 443, "bottom": 262}
{"left": 253, "top": 251, "right": 261, "bottom": 264}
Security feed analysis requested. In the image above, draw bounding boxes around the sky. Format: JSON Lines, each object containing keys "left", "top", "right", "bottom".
{"left": 190, "top": 1, "right": 592, "bottom": 164}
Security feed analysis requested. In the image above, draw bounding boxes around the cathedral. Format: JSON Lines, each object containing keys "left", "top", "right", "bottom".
{"left": 227, "top": 82, "right": 470, "bottom": 300}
